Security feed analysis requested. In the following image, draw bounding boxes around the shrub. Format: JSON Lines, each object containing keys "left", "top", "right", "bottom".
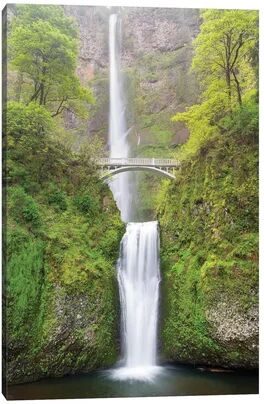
{"left": 220, "top": 96, "right": 259, "bottom": 140}
{"left": 8, "top": 186, "right": 41, "bottom": 228}
{"left": 47, "top": 185, "right": 67, "bottom": 211}
{"left": 5, "top": 101, "right": 54, "bottom": 139}
{"left": 22, "top": 198, "right": 41, "bottom": 226}
{"left": 74, "top": 192, "right": 98, "bottom": 216}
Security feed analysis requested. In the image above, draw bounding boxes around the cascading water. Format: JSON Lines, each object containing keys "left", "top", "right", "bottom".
{"left": 112, "top": 221, "right": 161, "bottom": 381}
{"left": 108, "top": 13, "right": 162, "bottom": 381}
{"left": 108, "top": 13, "right": 132, "bottom": 223}
{"left": 119, "top": 222, "right": 160, "bottom": 368}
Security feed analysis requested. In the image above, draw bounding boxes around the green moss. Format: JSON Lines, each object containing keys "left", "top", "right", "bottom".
{"left": 159, "top": 105, "right": 258, "bottom": 367}
{"left": 5, "top": 133, "right": 124, "bottom": 383}
{"left": 6, "top": 238, "right": 45, "bottom": 341}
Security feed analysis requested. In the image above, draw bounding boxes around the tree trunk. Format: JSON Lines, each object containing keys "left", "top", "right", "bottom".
{"left": 232, "top": 69, "right": 242, "bottom": 106}
{"left": 29, "top": 84, "right": 42, "bottom": 103}
{"left": 15, "top": 72, "right": 23, "bottom": 102}
{"left": 39, "top": 83, "right": 45, "bottom": 105}
{"left": 226, "top": 68, "right": 232, "bottom": 103}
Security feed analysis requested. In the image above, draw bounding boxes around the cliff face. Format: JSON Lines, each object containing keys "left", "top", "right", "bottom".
{"left": 63, "top": 6, "right": 201, "bottom": 220}
{"left": 63, "top": 6, "right": 200, "bottom": 148}
{"left": 5, "top": 155, "right": 124, "bottom": 384}
{"left": 158, "top": 114, "right": 258, "bottom": 368}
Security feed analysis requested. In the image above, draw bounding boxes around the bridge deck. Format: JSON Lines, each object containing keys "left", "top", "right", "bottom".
{"left": 97, "top": 157, "right": 180, "bottom": 167}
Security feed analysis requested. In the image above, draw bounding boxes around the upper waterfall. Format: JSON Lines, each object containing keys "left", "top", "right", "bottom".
{"left": 108, "top": 13, "right": 132, "bottom": 222}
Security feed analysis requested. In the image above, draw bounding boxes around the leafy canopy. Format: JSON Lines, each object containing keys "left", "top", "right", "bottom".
{"left": 172, "top": 9, "right": 258, "bottom": 159}
{"left": 9, "top": 5, "right": 94, "bottom": 118}
{"left": 5, "top": 101, "right": 54, "bottom": 139}
{"left": 192, "top": 9, "right": 258, "bottom": 105}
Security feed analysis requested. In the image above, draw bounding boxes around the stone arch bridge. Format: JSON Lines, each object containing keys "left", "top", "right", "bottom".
{"left": 96, "top": 158, "right": 181, "bottom": 180}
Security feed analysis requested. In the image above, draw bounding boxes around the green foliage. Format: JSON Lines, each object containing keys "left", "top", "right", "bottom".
{"left": 4, "top": 4, "right": 124, "bottom": 385}
{"left": 172, "top": 96, "right": 222, "bottom": 159}
{"left": 220, "top": 95, "right": 259, "bottom": 139}
{"left": 5, "top": 101, "right": 54, "bottom": 139}
{"left": 136, "top": 144, "right": 176, "bottom": 159}
{"left": 6, "top": 225, "right": 30, "bottom": 258}
{"left": 161, "top": 250, "right": 221, "bottom": 360}
{"left": 74, "top": 192, "right": 99, "bottom": 216}
{"left": 4, "top": 101, "right": 65, "bottom": 193}
{"left": 8, "top": 4, "right": 94, "bottom": 118}
{"left": 159, "top": 102, "right": 258, "bottom": 365}
{"left": 192, "top": 10, "right": 258, "bottom": 104}
{"left": 47, "top": 184, "right": 67, "bottom": 211}
{"left": 6, "top": 152, "right": 123, "bottom": 381}
{"left": 6, "top": 239, "right": 45, "bottom": 340}
{"left": 22, "top": 200, "right": 41, "bottom": 227}
{"left": 125, "top": 45, "right": 198, "bottom": 151}
{"left": 5, "top": 135, "right": 123, "bottom": 379}
{"left": 172, "top": 10, "right": 258, "bottom": 158}
{"left": 8, "top": 186, "right": 41, "bottom": 229}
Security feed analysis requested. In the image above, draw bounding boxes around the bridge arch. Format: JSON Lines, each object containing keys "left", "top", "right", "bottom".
{"left": 100, "top": 165, "right": 176, "bottom": 180}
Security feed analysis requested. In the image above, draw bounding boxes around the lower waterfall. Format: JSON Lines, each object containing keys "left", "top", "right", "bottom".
{"left": 111, "top": 221, "right": 162, "bottom": 381}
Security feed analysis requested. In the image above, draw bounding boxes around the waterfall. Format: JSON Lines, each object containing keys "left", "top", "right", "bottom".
{"left": 119, "top": 223, "right": 160, "bottom": 368}
{"left": 108, "top": 14, "right": 162, "bottom": 381}
{"left": 108, "top": 13, "right": 132, "bottom": 223}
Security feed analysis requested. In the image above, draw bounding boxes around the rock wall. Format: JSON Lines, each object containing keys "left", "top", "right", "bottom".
{"left": 63, "top": 6, "right": 200, "bottom": 148}
{"left": 62, "top": 5, "right": 201, "bottom": 220}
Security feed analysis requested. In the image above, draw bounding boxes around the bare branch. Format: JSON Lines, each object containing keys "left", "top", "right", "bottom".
{"left": 230, "top": 34, "right": 244, "bottom": 70}
{"left": 28, "top": 84, "right": 42, "bottom": 104}
{"left": 51, "top": 97, "right": 67, "bottom": 117}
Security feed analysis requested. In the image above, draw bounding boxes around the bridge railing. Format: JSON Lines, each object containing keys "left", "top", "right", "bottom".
{"left": 96, "top": 157, "right": 181, "bottom": 167}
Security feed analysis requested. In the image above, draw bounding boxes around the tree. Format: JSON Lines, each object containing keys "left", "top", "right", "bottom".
{"left": 171, "top": 10, "right": 258, "bottom": 159}
{"left": 5, "top": 101, "right": 54, "bottom": 139}
{"left": 4, "top": 101, "right": 74, "bottom": 188}
{"left": 8, "top": 5, "right": 94, "bottom": 118}
{"left": 192, "top": 10, "right": 258, "bottom": 106}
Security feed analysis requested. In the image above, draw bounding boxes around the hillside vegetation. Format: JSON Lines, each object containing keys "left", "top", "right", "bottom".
{"left": 4, "top": 5, "right": 123, "bottom": 384}
{"left": 158, "top": 9, "right": 259, "bottom": 368}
